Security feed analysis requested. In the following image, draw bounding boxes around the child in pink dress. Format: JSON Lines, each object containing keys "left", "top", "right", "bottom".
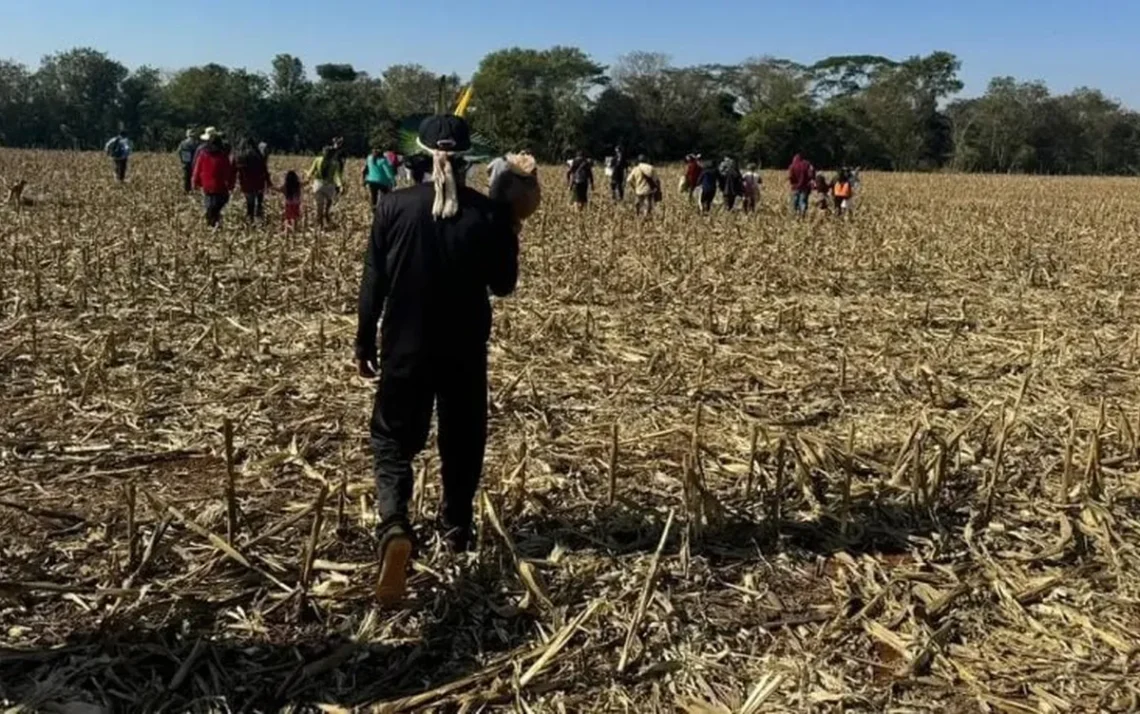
{"left": 279, "top": 170, "right": 304, "bottom": 229}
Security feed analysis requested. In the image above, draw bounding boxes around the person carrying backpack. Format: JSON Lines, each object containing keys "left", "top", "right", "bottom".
{"left": 105, "top": 131, "right": 132, "bottom": 182}
{"left": 566, "top": 151, "right": 594, "bottom": 210}
{"left": 176, "top": 129, "right": 200, "bottom": 193}
{"left": 720, "top": 158, "right": 743, "bottom": 211}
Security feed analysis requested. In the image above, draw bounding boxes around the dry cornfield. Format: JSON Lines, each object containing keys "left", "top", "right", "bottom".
{"left": 2, "top": 149, "right": 1140, "bottom": 713}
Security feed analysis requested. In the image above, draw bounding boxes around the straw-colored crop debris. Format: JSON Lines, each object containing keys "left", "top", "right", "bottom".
{"left": 2, "top": 150, "right": 1139, "bottom": 713}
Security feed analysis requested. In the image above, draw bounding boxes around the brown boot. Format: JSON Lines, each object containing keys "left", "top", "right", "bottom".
{"left": 375, "top": 518, "right": 414, "bottom": 605}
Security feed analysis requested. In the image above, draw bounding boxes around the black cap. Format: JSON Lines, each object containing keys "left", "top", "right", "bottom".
{"left": 417, "top": 115, "right": 471, "bottom": 152}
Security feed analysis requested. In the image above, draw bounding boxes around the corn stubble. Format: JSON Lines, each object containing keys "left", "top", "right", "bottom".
{"left": 1, "top": 150, "right": 1139, "bottom": 711}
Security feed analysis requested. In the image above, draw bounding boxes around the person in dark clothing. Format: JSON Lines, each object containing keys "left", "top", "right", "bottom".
{"left": 234, "top": 139, "right": 273, "bottom": 222}
{"left": 813, "top": 172, "right": 832, "bottom": 212}
{"left": 697, "top": 160, "right": 720, "bottom": 213}
{"left": 177, "top": 129, "right": 200, "bottom": 194}
{"left": 192, "top": 129, "right": 235, "bottom": 227}
{"left": 720, "top": 158, "right": 743, "bottom": 211}
{"left": 609, "top": 147, "right": 628, "bottom": 201}
{"left": 355, "top": 114, "right": 525, "bottom": 606}
{"left": 567, "top": 152, "right": 593, "bottom": 210}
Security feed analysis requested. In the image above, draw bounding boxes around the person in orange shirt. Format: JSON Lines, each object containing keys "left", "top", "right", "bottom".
{"left": 832, "top": 168, "right": 854, "bottom": 217}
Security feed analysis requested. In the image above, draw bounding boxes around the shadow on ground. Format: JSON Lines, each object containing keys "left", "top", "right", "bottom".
{"left": 0, "top": 558, "right": 539, "bottom": 712}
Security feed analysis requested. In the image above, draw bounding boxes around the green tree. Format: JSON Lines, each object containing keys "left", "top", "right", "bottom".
{"left": 0, "top": 61, "right": 35, "bottom": 146}
{"left": 34, "top": 48, "right": 128, "bottom": 148}
{"left": 315, "top": 63, "right": 359, "bottom": 83}
{"left": 472, "top": 46, "right": 606, "bottom": 160}
{"left": 382, "top": 64, "right": 459, "bottom": 118}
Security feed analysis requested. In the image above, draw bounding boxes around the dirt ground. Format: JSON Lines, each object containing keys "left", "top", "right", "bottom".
{"left": 2, "top": 151, "right": 1139, "bottom": 712}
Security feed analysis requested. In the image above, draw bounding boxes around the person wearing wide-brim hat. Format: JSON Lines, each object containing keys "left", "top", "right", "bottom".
{"left": 355, "top": 114, "right": 538, "bottom": 605}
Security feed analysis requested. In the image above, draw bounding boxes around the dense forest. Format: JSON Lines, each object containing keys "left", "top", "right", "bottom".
{"left": 1, "top": 46, "right": 1138, "bottom": 174}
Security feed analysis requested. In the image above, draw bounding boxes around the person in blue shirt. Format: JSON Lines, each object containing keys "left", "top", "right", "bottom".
{"left": 363, "top": 148, "right": 397, "bottom": 207}
{"left": 104, "top": 131, "right": 132, "bottom": 183}
{"left": 697, "top": 159, "right": 721, "bottom": 213}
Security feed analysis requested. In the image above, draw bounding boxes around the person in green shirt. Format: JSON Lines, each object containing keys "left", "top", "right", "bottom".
{"left": 307, "top": 144, "right": 344, "bottom": 229}
{"left": 362, "top": 148, "right": 397, "bottom": 207}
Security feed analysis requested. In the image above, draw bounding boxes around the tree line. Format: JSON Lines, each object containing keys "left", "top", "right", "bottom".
{"left": 1, "top": 46, "right": 1138, "bottom": 174}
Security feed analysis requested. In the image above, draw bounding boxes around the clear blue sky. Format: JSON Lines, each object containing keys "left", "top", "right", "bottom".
{"left": 2, "top": 0, "right": 1137, "bottom": 107}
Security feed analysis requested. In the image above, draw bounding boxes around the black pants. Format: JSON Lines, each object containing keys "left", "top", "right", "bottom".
{"left": 244, "top": 192, "right": 264, "bottom": 220}
{"left": 114, "top": 158, "right": 128, "bottom": 182}
{"left": 370, "top": 354, "right": 488, "bottom": 530}
{"left": 724, "top": 193, "right": 738, "bottom": 211}
{"left": 700, "top": 189, "right": 715, "bottom": 212}
{"left": 204, "top": 193, "right": 229, "bottom": 227}
{"left": 367, "top": 182, "right": 391, "bottom": 207}
{"left": 182, "top": 163, "right": 193, "bottom": 193}
{"left": 611, "top": 179, "right": 624, "bottom": 201}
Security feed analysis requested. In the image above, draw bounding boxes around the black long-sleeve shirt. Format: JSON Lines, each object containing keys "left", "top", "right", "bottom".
{"left": 355, "top": 184, "right": 519, "bottom": 375}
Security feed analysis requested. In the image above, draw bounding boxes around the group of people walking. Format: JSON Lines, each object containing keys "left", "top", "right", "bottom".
{"left": 167, "top": 128, "right": 402, "bottom": 229}
{"left": 561, "top": 148, "right": 857, "bottom": 217}
{"left": 565, "top": 147, "right": 663, "bottom": 215}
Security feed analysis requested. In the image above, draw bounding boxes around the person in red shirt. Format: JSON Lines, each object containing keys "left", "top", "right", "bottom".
{"left": 788, "top": 154, "right": 814, "bottom": 217}
{"left": 192, "top": 128, "right": 236, "bottom": 228}
{"left": 682, "top": 154, "right": 702, "bottom": 203}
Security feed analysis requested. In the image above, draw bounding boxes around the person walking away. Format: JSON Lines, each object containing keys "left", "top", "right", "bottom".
{"left": 788, "top": 154, "right": 814, "bottom": 217}
{"left": 610, "top": 147, "right": 629, "bottom": 202}
{"left": 627, "top": 155, "right": 659, "bottom": 216}
{"left": 832, "top": 169, "right": 853, "bottom": 217}
{"left": 235, "top": 139, "right": 272, "bottom": 223}
{"left": 177, "top": 129, "right": 200, "bottom": 193}
{"left": 813, "top": 172, "right": 832, "bottom": 213}
{"left": 278, "top": 170, "right": 305, "bottom": 230}
{"left": 567, "top": 152, "right": 593, "bottom": 210}
{"left": 308, "top": 145, "right": 344, "bottom": 229}
{"left": 192, "top": 130, "right": 235, "bottom": 228}
{"left": 697, "top": 159, "right": 720, "bottom": 213}
{"left": 682, "top": 155, "right": 703, "bottom": 201}
{"left": 742, "top": 164, "right": 762, "bottom": 213}
{"left": 720, "top": 158, "right": 743, "bottom": 211}
{"left": 363, "top": 148, "right": 397, "bottom": 207}
{"left": 355, "top": 115, "right": 533, "bottom": 605}
{"left": 105, "top": 131, "right": 132, "bottom": 182}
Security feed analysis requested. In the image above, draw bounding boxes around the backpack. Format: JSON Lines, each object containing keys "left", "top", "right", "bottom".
{"left": 649, "top": 174, "right": 662, "bottom": 201}
{"left": 107, "top": 137, "right": 127, "bottom": 159}
{"left": 179, "top": 141, "right": 196, "bottom": 164}
{"left": 572, "top": 160, "right": 591, "bottom": 185}
{"left": 724, "top": 167, "right": 742, "bottom": 194}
